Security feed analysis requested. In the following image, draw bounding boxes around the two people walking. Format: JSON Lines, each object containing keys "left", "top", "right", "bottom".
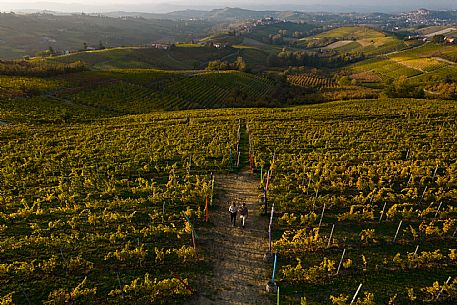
{"left": 228, "top": 201, "right": 249, "bottom": 228}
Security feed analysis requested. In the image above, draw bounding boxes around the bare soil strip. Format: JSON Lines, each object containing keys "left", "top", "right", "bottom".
{"left": 189, "top": 169, "right": 273, "bottom": 305}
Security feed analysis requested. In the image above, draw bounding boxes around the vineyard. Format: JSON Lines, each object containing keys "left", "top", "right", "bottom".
{"left": 387, "top": 43, "right": 457, "bottom": 64}
{"left": 0, "top": 69, "right": 277, "bottom": 117}
{"left": 0, "top": 76, "right": 65, "bottom": 98}
{"left": 55, "top": 70, "right": 275, "bottom": 111}
{"left": 0, "top": 96, "right": 106, "bottom": 123}
{"left": 390, "top": 58, "right": 448, "bottom": 72}
{"left": 350, "top": 58, "right": 422, "bottom": 80}
{"left": 161, "top": 71, "right": 275, "bottom": 108}
{"left": 247, "top": 99, "right": 457, "bottom": 304}
{"left": 60, "top": 81, "right": 188, "bottom": 113}
{"left": 287, "top": 74, "right": 337, "bottom": 89}
{"left": 1, "top": 33, "right": 457, "bottom": 304}
{"left": 302, "top": 26, "right": 407, "bottom": 57}
{"left": 1, "top": 96, "right": 456, "bottom": 304}
{"left": 48, "top": 46, "right": 235, "bottom": 70}
{"left": 0, "top": 109, "right": 245, "bottom": 304}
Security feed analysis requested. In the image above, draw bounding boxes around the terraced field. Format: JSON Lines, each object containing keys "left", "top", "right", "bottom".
{"left": 351, "top": 58, "right": 422, "bottom": 80}
{"left": 391, "top": 58, "right": 448, "bottom": 72}
{"left": 287, "top": 74, "right": 336, "bottom": 88}
{"left": 301, "top": 26, "right": 407, "bottom": 56}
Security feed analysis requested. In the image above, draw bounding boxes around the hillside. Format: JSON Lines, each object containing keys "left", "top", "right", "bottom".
{"left": 1, "top": 98, "right": 456, "bottom": 304}
{"left": 350, "top": 42, "right": 457, "bottom": 81}
{"left": 45, "top": 46, "right": 236, "bottom": 70}
{"left": 103, "top": 7, "right": 281, "bottom": 21}
{"left": 300, "top": 26, "right": 408, "bottom": 56}
{"left": 244, "top": 21, "right": 316, "bottom": 45}
{"left": 0, "top": 68, "right": 278, "bottom": 123}
{"left": 0, "top": 12, "right": 213, "bottom": 60}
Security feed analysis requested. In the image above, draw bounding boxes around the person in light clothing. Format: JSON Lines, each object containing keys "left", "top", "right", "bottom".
{"left": 239, "top": 202, "right": 248, "bottom": 228}
{"left": 228, "top": 202, "right": 237, "bottom": 226}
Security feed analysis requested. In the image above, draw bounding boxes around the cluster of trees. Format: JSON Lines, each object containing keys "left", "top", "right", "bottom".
{"left": 267, "top": 49, "right": 365, "bottom": 68}
{"left": 0, "top": 60, "right": 86, "bottom": 77}
{"left": 268, "top": 32, "right": 311, "bottom": 45}
{"left": 206, "top": 56, "right": 248, "bottom": 72}
{"left": 383, "top": 75, "right": 425, "bottom": 98}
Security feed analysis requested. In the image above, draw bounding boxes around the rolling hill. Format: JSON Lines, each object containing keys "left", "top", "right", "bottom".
{"left": 350, "top": 42, "right": 457, "bottom": 81}
{"left": 300, "top": 26, "right": 408, "bottom": 56}
{"left": 45, "top": 46, "right": 236, "bottom": 70}
{"left": 0, "top": 12, "right": 213, "bottom": 60}
{"left": 0, "top": 68, "right": 277, "bottom": 123}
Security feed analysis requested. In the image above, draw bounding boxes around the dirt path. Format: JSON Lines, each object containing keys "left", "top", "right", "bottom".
{"left": 189, "top": 169, "right": 273, "bottom": 305}
{"left": 432, "top": 57, "right": 456, "bottom": 65}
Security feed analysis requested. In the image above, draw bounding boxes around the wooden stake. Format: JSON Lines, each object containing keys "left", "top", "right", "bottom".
{"left": 336, "top": 249, "right": 346, "bottom": 275}
{"left": 379, "top": 202, "right": 387, "bottom": 223}
{"left": 434, "top": 201, "right": 442, "bottom": 218}
{"left": 265, "top": 171, "right": 271, "bottom": 192}
{"left": 432, "top": 164, "right": 439, "bottom": 179}
{"left": 162, "top": 202, "right": 165, "bottom": 224}
{"left": 269, "top": 204, "right": 275, "bottom": 253}
{"left": 393, "top": 220, "right": 403, "bottom": 243}
{"left": 327, "top": 224, "right": 335, "bottom": 248}
{"left": 205, "top": 196, "right": 209, "bottom": 222}
{"left": 277, "top": 286, "right": 280, "bottom": 305}
{"left": 350, "top": 283, "right": 363, "bottom": 304}
{"left": 406, "top": 175, "right": 412, "bottom": 187}
{"left": 210, "top": 177, "right": 215, "bottom": 207}
{"left": 436, "top": 276, "right": 452, "bottom": 300}
{"left": 419, "top": 186, "right": 428, "bottom": 204}
{"left": 318, "top": 203, "right": 326, "bottom": 228}
{"left": 191, "top": 229, "right": 196, "bottom": 250}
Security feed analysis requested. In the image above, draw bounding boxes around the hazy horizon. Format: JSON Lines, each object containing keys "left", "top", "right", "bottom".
{"left": 1, "top": 0, "right": 457, "bottom": 14}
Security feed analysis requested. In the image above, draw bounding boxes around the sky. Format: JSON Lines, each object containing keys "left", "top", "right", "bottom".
{"left": 1, "top": 0, "right": 457, "bottom": 13}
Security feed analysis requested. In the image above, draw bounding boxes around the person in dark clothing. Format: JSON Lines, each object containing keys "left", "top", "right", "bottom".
{"left": 239, "top": 202, "right": 248, "bottom": 228}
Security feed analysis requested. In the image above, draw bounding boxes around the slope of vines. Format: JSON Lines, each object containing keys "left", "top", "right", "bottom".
{"left": 0, "top": 110, "right": 241, "bottom": 304}
{"left": 287, "top": 74, "right": 336, "bottom": 89}
{"left": 248, "top": 99, "right": 457, "bottom": 304}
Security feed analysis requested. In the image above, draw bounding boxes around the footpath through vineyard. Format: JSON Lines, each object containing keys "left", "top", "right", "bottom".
{"left": 189, "top": 125, "right": 273, "bottom": 305}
